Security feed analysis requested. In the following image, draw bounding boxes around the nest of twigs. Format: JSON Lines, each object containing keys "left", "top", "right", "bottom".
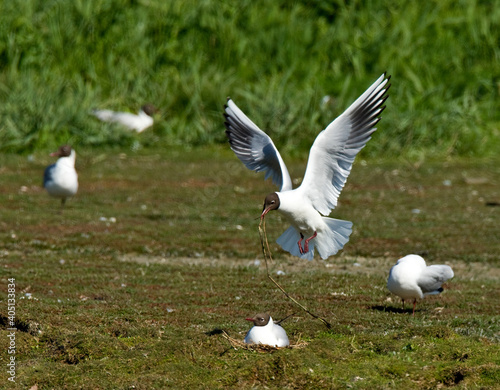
{"left": 220, "top": 330, "right": 308, "bottom": 352}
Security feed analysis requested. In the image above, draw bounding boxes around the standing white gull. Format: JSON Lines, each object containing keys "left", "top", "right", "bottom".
{"left": 387, "top": 254, "right": 454, "bottom": 315}
{"left": 92, "top": 104, "right": 157, "bottom": 133}
{"left": 224, "top": 73, "right": 390, "bottom": 260}
{"left": 43, "top": 145, "right": 78, "bottom": 208}
{"left": 244, "top": 313, "right": 290, "bottom": 347}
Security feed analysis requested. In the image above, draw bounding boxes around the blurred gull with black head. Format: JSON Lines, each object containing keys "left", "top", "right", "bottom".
{"left": 43, "top": 145, "right": 78, "bottom": 209}
{"left": 224, "top": 73, "right": 390, "bottom": 260}
{"left": 92, "top": 104, "right": 157, "bottom": 133}
{"left": 387, "top": 254, "right": 454, "bottom": 315}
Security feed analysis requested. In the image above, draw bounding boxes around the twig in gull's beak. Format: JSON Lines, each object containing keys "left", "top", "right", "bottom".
{"left": 258, "top": 216, "right": 332, "bottom": 329}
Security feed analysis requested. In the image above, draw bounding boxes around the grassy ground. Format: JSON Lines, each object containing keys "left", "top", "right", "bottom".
{"left": 0, "top": 146, "right": 499, "bottom": 389}
{"left": 1, "top": 1, "right": 498, "bottom": 387}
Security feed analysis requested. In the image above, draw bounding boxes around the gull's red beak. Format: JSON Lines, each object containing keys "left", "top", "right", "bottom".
{"left": 245, "top": 317, "right": 254, "bottom": 322}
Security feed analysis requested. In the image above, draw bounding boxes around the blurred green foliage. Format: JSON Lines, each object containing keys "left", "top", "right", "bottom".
{"left": 0, "top": 0, "right": 498, "bottom": 156}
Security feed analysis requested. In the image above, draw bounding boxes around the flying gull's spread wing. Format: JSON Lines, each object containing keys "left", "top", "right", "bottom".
{"left": 224, "top": 99, "right": 292, "bottom": 191}
{"left": 300, "top": 73, "right": 390, "bottom": 215}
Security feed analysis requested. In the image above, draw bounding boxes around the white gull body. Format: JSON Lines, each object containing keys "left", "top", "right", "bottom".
{"left": 43, "top": 145, "right": 78, "bottom": 206}
{"left": 92, "top": 104, "right": 156, "bottom": 133}
{"left": 224, "top": 73, "right": 391, "bottom": 260}
{"left": 387, "top": 254, "right": 454, "bottom": 314}
{"left": 244, "top": 313, "right": 289, "bottom": 347}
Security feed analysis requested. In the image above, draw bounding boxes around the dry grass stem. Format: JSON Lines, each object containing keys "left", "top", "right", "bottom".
{"left": 258, "top": 217, "right": 332, "bottom": 329}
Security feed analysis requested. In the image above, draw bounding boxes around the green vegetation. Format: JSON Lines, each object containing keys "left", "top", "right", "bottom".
{"left": 0, "top": 147, "right": 499, "bottom": 388}
{"left": 0, "top": 0, "right": 498, "bottom": 156}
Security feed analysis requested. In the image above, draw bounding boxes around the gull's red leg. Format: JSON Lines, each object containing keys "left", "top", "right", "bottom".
{"left": 412, "top": 299, "right": 417, "bottom": 316}
{"left": 298, "top": 233, "right": 305, "bottom": 254}
{"left": 303, "top": 231, "right": 317, "bottom": 252}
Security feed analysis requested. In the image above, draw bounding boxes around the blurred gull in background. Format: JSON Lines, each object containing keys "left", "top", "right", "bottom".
{"left": 92, "top": 104, "right": 157, "bottom": 133}
{"left": 43, "top": 145, "right": 78, "bottom": 209}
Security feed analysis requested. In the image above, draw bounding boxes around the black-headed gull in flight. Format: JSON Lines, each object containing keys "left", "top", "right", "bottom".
{"left": 224, "top": 73, "right": 390, "bottom": 260}
{"left": 244, "top": 313, "right": 289, "bottom": 347}
{"left": 92, "top": 104, "right": 157, "bottom": 133}
{"left": 43, "top": 145, "right": 78, "bottom": 208}
{"left": 387, "top": 254, "right": 454, "bottom": 315}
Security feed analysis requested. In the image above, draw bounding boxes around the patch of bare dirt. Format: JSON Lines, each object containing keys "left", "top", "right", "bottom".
{"left": 118, "top": 254, "right": 499, "bottom": 280}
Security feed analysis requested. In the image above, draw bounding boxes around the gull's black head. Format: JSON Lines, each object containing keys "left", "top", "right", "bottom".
{"left": 50, "top": 145, "right": 72, "bottom": 158}
{"left": 246, "top": 313, "right": 271, "bottom": 327}
{"left": 261, "top": 193, "right": 280, "bottom": 218}
{"left": 141, "top": 104, "right": 157, "bottom": 116}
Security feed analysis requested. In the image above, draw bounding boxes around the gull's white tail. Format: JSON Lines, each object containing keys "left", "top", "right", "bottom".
{"left": 276, "top": 217, "right": 352, "bottom": 260}
{"left": 92, "top": 109, "right": 115, "bottom": 121}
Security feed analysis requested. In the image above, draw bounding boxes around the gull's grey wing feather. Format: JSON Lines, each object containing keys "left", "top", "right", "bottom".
{"left": 299, "top": 73, "right": 390, "bottom": 215}
{"left": 224, "top": 99, "right": 292, "bottom": 191}
{"left": 418, "top": 265, "right": 454, "bottom": 295}
{"left": 43, "top": 164, "right": 56, "bottom": 187}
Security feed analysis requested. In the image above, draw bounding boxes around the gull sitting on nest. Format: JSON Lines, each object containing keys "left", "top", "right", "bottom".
{"left": 244, "top": 313, "right": 290, "bottom": 348}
